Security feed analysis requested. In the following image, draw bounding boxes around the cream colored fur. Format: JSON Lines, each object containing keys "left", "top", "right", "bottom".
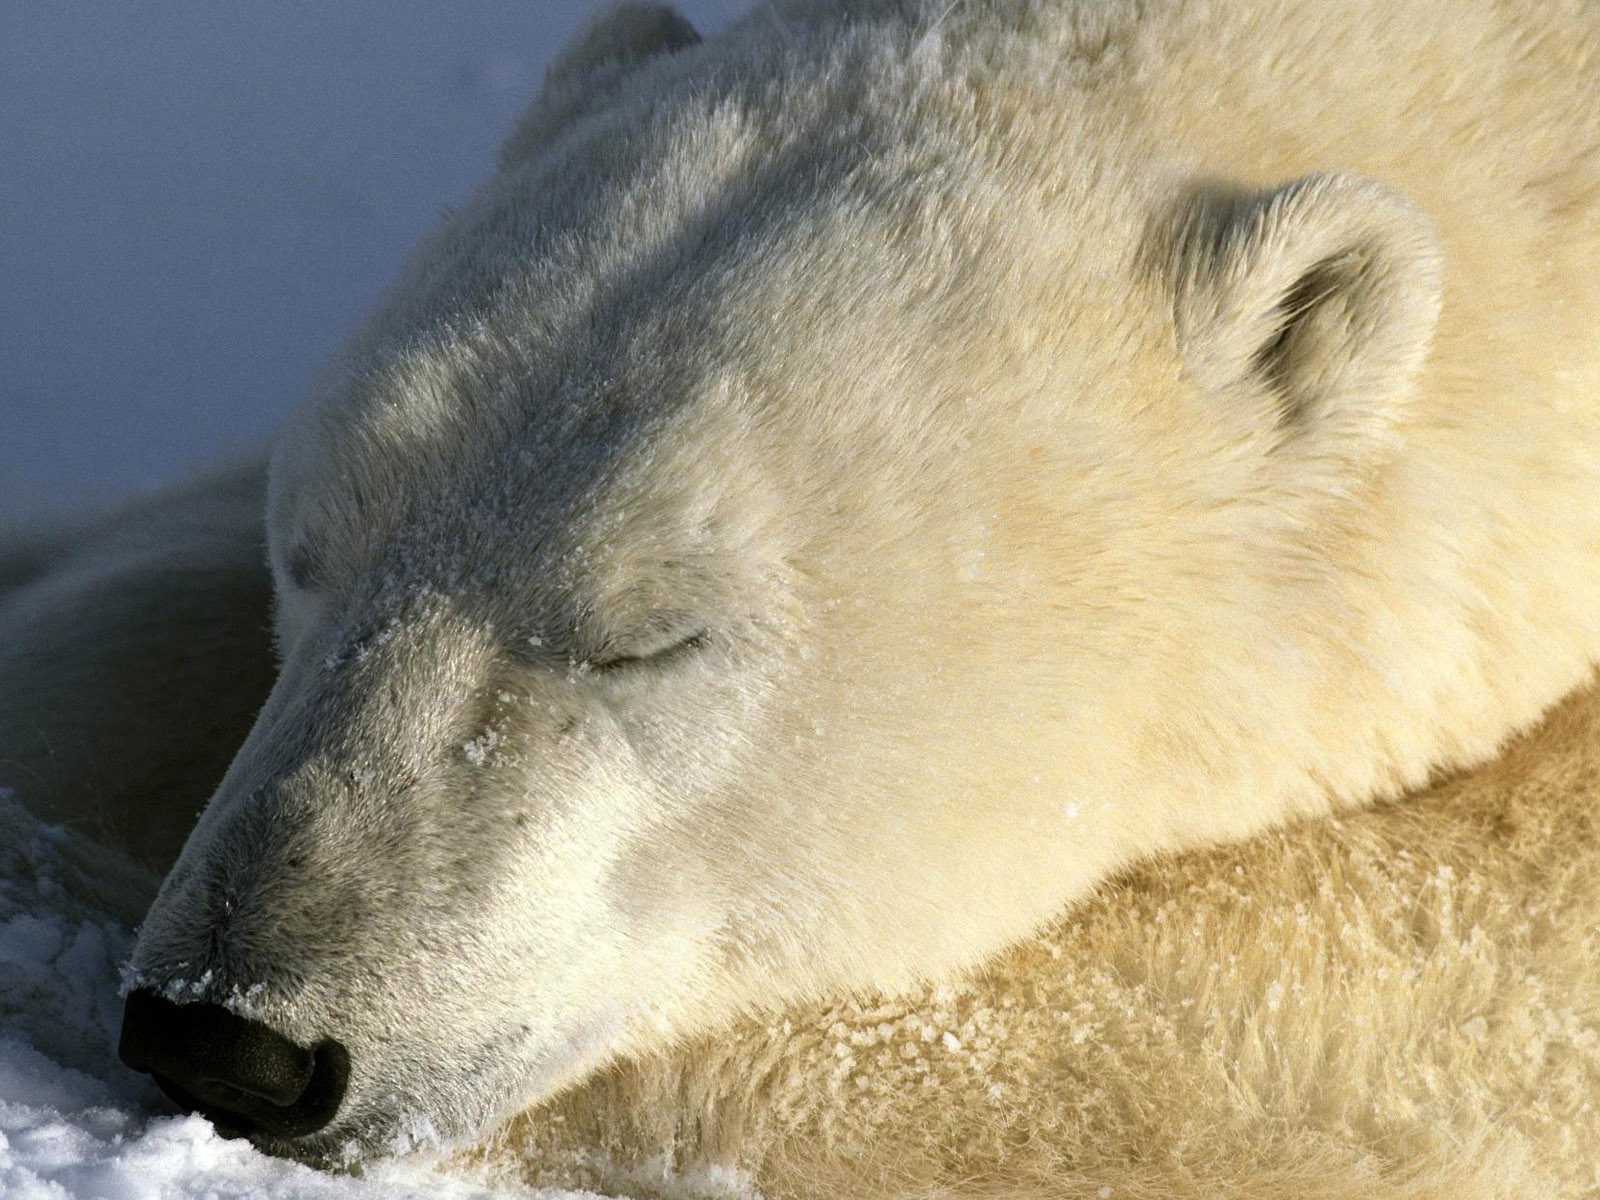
{"left": 9, "top": 500, "right": 1600, "bottom": 1194}
{"left": 469, "top": 672, "right": 1600, "bottom": 1198}
{"left": 2, "top": 0, "right": 1598, "bottom": 1191}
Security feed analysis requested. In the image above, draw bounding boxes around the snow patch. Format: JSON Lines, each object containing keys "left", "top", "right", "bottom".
{"left": 0, "top": 790, "right": 592, "bottom": 1199}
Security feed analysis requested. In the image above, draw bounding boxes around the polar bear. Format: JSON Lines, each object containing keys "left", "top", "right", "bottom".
{"left": 3, "top": 0, "right": 1599, "bottom": 1193}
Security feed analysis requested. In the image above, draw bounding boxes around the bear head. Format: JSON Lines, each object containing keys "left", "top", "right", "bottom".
{"left": 121, "top": 1, "right": 1442, "bottom": 1163}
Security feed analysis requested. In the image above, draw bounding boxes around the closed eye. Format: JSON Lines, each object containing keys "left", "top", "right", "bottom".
{"left": 590, "top": 629, "right": 711, "bottom": 674}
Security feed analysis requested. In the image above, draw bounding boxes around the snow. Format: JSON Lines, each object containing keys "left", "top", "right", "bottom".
{"left": 1, "top": 4, "right": 755, "bottom": 1195}
{"left": 0, "top": 788, "right": 585, "bottom": 1199}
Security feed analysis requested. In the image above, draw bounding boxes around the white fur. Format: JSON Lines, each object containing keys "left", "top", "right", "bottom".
{"left": 479, "top": 674, "right": 1600, "bottom": 1198}
{"left": 4, "top": 0, "right": 1598, "bottom": 1187}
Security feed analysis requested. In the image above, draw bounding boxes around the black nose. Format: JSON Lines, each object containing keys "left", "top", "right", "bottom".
{"left": 118, "top": 989, "right": 350, "bottom": 1139}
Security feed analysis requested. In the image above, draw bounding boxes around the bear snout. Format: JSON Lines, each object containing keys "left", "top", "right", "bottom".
{"left": 118, "top": 989, "right": 350, "bottom": 1140}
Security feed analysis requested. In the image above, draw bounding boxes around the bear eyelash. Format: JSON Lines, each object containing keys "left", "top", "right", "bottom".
{"left": 588, "top": 629, "right": 711, "bottom": 675}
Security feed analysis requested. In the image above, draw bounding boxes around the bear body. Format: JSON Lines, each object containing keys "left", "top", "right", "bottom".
{"left": 4, "top": 0, "right": 1600, "bottom": 1193}
{"left": 0, "top": 462, "right": 277, "bottom": 873}
{"left": 10, "top": 490, "right": 1600, "bottom": 1196}
{"left": 484, "top": 674, "right": 1600, "bottom": 1199}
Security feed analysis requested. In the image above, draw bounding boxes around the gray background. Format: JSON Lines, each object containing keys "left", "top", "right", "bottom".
{"left": 0, "top": 1, "right": 750, "bottom": 524}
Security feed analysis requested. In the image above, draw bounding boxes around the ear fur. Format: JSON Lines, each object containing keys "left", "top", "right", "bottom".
{"left": 499, "top": 3, "right": 701, "bottom": 172}
{"left": 1160, "top": 173, "right": 1444, "bottom": 467}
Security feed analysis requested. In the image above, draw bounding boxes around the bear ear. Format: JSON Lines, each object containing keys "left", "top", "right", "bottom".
{"left": 499, "top": 2, "right": 701, "bottom": 172}
{"left": 1159, "top": 173, "right": 1443, "bottom": 466}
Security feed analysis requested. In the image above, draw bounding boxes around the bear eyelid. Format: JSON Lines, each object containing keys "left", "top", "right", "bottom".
{"left": 589, "top": 628, "right": 711, "bottom": 674}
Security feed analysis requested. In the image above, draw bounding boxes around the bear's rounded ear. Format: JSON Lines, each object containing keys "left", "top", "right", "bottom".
{"left": 1158, "top": 173, "right": 1443, "bottom": 467}
{"left": 499, "top": 2, "right": 701, "bottom": 172}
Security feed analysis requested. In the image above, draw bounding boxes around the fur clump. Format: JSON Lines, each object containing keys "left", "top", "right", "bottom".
{"left": 472, "top": 675, "right": 1600, "bottom": 1198}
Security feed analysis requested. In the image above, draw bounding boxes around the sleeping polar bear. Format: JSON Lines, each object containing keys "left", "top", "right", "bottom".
{"left": 3, "top": 0, "right": 1600, "bottom": 1194}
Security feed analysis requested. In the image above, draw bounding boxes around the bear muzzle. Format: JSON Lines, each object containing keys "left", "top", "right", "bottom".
{"left": 118, "top": 989, "right": 351, "bottom": 1140}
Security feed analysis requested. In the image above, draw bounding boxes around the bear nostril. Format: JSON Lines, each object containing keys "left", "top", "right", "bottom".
{"left": 118, "top": 988, "right": 350, "bottom": 1139}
